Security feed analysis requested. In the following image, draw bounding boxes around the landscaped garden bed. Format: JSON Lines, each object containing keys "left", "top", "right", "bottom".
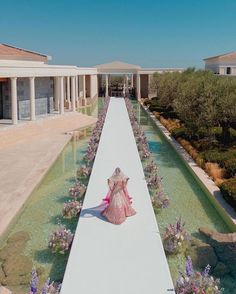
{"left": 143, "top": 68, "right": 236, "bottom": 211}
{"left": 125, "top": 98, "right": 228, "bottom": 293}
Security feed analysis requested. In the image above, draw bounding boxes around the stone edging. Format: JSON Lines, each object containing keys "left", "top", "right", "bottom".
{"left": 139, "top": 101, "right": 236, "bottom": 231}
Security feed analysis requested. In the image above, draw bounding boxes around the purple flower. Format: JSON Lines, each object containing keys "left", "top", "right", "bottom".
{"left": 30, "top": 268, "right": 39, "bottom": 294}
{"left": 41, "top": 278, "right": 50, "bottom": 294}
{"left": 175, "top": 256, "right": 222, "bottom": 293}
{"left": 176, "top": 218, "right": 181, "bottom": 232}
{"left": 202, "top": 264, "right": 211, "bottom": 277}
{"left": 49, "top": 226, "right": 74, "bottom": 254}
{"left": 185, "top": 256, "right": 193, "bottom": 277}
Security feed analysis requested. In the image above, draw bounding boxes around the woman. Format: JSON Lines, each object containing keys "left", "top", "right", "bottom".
{"left": 102, "top": 168, "right": 136, "bottom": 225}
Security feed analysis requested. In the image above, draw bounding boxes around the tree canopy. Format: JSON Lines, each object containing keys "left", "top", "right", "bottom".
{"left": 151, "top": 68, "right": 236, "bottom": 144}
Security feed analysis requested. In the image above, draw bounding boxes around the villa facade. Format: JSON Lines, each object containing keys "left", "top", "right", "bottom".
{"left": 0, "top": 44, "right": 183, "bottom": 125}
{"left": 204, "top": 51, "right": 236, "bottom": 75}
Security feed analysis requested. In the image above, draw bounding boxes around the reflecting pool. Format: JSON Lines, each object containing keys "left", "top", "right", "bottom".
{"left": 132, "top": 101, "right": 235, "bottom": 294}
{"left": 0, "top": 99, "right": 104, "bottom": 293}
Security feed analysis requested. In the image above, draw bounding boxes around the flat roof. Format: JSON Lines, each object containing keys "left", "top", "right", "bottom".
{"left": 95, "top": 60, "right": 141, "bottom": 70}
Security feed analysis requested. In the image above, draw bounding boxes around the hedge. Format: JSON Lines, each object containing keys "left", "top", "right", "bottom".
{"left": 220, "top": 178, "right": 236, "bottom": 211}
{"left": 202, "top": 149, "right": 236, "bottom": 168}
{"left": 224, "top": 159, "right": 236, "bottom": 178}
{"left": 171, "top": 127, "right": 189, "bottom": 139}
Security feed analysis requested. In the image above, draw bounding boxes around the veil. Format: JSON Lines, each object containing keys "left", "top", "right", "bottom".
{"left": 109, "top": 167, "right": 129, "bottom": 183}
{"left": 103, "top": 167, "right": 132, "bottom": 204}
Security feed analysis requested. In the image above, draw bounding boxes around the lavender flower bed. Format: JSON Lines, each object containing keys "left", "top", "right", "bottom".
{"left": 27, "top": 97, "right": 111, "bottom": 293}
{"left": 125, "top": 98, "right": 224, "bottom": 293}
{"left": 163, "top": 218, "right": 190, "bottom": 255}
{"left": 176, "top": 257, "right": 222, "bottom": 294}
{"left": 47, "top": 97, "right": 110, "bottom": 255}
{"left": 125, "top": 97, "right": 169, "bottom": 212}
{"left": 0, "top": 98, "right": 110, "bottom": 294}
{"left": 29, "top": 268, "right": 61, "bottom": 294}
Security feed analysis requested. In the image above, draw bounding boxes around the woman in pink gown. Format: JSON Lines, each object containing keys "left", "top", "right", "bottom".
{"left": 102, "top": 168, "right": 136, "bottom": 225}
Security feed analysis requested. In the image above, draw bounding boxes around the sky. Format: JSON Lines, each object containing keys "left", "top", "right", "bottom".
{"left": 0, "top": 0, "right": 236, "bottom": 68}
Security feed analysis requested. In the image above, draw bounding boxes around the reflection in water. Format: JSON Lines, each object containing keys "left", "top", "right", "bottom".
{"left": 0, "top": 99, "right": 105, "bottom": 293}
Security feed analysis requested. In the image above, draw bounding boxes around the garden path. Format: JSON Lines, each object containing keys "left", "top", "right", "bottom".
{"left": 61, "top": 97, "right": 174, "bottom": 294}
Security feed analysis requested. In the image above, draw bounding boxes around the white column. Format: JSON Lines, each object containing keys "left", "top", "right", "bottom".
{"left": 81, "top": 75, "right": 86, "bottom": 106}
{"left": 71, "top": 76, "right": 76, "bottom": 111}
{"left": 131, "top": 74, "right": 134, "bottom": 88}
{"left": 123, "top": 75, "right": 126, "bottom": 96}
{"left": 126, "top": 74, "right": 129, "bottom": 96}
{"left": 54, "top": 77, "right": 59, "bottom": 111}
{"left": 67, "top": 76, "right": 71, "bottom": 108}
{"left": 105, "top": 74, "right": 109, "bottom": 97}
{"left": 83, "top": 75, "right": 86, "bottom": 99}
{"left": 136, "top": 74, "right": 141, "bottom": 99}
{"left": 78, "top": 76, "right": 83, "bottom": 102}
{"left": 59, "top": 76, "right": 64, "bottom": 114}
{"left": 29, "top": 77, "right": 36, "bottom": 120}
{"left": 75, "top": 76, "right": 79, "bottom": 105}
{"left": 11, "top": 77, "right": 18, "bottom": 125}
{"left": 90, "top": 75, "right": 93, "bottom": 101}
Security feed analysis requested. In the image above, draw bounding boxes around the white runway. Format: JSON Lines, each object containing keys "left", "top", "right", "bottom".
{"left": 61, "top": 97, "right": 174, "bottom": 294}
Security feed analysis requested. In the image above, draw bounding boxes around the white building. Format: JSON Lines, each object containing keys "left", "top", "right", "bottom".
{"left": 204, "top": 51, "right": 236, "bottom": 75}
{"left": 0, "top": 44, "right": 183, "bottom": 125}
{"left": 0, "top": 44, "right": 98, "bottom": 125}
{"left": 95, "top": 60, "right": 183, "bottom": 99}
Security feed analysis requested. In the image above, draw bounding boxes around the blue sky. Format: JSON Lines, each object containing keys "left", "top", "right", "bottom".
{"left": 1, "top": 0, "right": 236, "bottom": 68}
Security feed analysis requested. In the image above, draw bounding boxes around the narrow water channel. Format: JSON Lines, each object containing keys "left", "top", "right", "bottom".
{"left": 132, "top": 101, "right": 235, "bottom": 293}
{"left": 0, "top": 98, "right": 235, "bottom": 293}
{"left": 0, "top": 99, "right": 104, "bottom": 293}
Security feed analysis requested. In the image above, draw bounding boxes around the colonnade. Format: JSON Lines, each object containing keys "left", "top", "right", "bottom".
{"left": 101, "top": 73, "right": 141, "bottom": 98}
{"left": 9, "top": 74, "right": 96, "bottom": 125}
{"left": 9, "top": 72, "right": 145, "bottom": 125}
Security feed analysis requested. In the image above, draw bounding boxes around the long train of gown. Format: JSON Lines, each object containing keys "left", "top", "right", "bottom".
{"left": 102, "top": 180, "right": 136, "bottom": 225}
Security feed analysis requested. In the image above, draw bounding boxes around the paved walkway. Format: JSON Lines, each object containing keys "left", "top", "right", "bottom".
{"left": 0, "top": 112, "right": 97, "bottom": 237}
{"left": 61, "top": 98, "right": 174, "bottom": 294}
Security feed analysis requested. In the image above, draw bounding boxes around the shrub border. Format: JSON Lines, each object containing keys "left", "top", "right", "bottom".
{"left": 139, "top": 100, "right": 236, "bottom": 232}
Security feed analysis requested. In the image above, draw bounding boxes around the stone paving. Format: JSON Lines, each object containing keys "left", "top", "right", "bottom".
{"left": 0, "top": 112, "right": 97, "bottom": 237}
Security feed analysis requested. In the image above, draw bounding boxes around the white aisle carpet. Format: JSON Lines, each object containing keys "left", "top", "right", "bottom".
{"left": 61, "top": 97, "right": 174, "bottom": 294}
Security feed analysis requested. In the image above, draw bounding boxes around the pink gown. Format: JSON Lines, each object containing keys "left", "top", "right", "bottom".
{"left": 102, "top": 178, "right": 136, "bottom": 225}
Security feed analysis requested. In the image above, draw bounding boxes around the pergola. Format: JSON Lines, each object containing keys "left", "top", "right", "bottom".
{"left": 95, "top": 60, "right": 184, "bottom": 98}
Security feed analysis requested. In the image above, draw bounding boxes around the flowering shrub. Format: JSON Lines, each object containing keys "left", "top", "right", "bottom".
{"left": 73, "top": 97, "right": 110, "bottom": 201}
{"left": 83, "top": 97, "right": 110, "bottom": 165}
{"left": 77, "top": 165, "right": 92, "bottom": 179}
{"left": 125, "top": 98, "right": 150, "bottom": 159}
{"left": 175, "top": 256, "right": 223, "bottom": 294}
{"left": 84, "top": 146, "right": 96, "bottom": 164}
{"left": 125, "top": 97, "right": 170, "bottom": 213}
{"left": 28, "top": 271, "right": 62, "bottom": 294}
{"left": 140, "top": 147, "right": 151, "bottom": 160}
{"left": 41, "top": 277, "right": 62, "bottom": 294}
{"left": 48, "top": 226, "right": 74, "bottom": 254}
{"left": 151, "top": 190, "right": 170, "bottom": 210}
{"left": 29, "top": 267, "right": 39, "bottom": 294}
{"left": 147, "top": 173, "right": 162, "bottom": 190}
{"left": 144, "top": 160, "right": 158, "bottom": 174}
{"left": 163, "top": 218, "right": 189, "bottom": 254}
{"left": 69, "top": 181, "right": 86, "bottom": 199}
{"left": 62, "top": 200, "right": 82, "bottom": 219}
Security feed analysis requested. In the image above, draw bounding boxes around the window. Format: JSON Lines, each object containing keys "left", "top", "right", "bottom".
{"left": 226, "top": 67, "right": 231, "bottom": 75}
